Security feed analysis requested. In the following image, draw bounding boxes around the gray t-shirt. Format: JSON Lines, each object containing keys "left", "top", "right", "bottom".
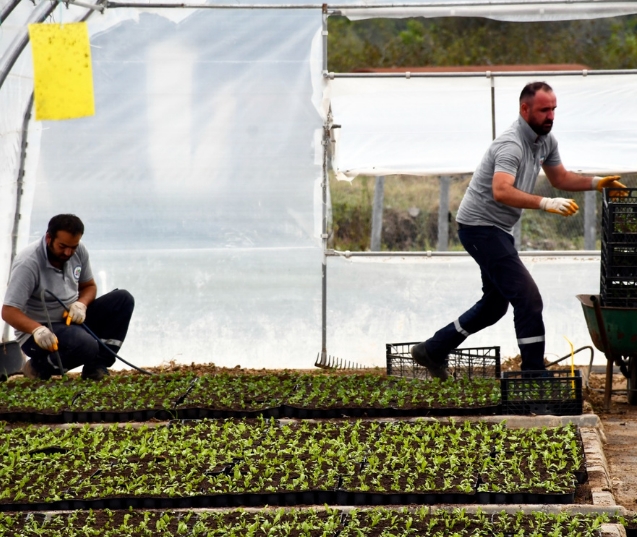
{"left": 456, "top": 115, "right": 561, "bottom": 232}
{"left": 3, "top": 236, "right": 94, "bottom": 344}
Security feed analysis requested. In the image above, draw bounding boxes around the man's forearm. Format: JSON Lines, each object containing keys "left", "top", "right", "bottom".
{"left": 550, "top": 170, "right": 593, "bottom": 192}
{"left": 1, "top": 305, "right": 42, "bottom": 335}
{"left": 77, "top": 280, "right": 97, "bottom": 306}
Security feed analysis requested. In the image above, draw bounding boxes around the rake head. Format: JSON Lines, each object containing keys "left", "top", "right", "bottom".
{"left": 314, "top": 352, "right": 367, "bottom": 370}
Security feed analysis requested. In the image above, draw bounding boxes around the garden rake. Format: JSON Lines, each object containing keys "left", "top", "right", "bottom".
{"left": 314, "top": 351, "right": 368, "bottom": 370}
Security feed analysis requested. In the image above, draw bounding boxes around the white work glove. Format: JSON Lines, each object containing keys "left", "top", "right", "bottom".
{"left": 64, "top": 301, "right": 87, "bottom": 325}
{"left": 539, "top": 197, "right": 579, "bottom": 217}
{"left": 32, "top": 326, "right": 58, "bottom": 352}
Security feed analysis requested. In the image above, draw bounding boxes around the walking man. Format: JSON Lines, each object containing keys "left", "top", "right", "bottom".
{"left": 2, "top": 214, "right": 135, "bottom": 380}
{"left": 412, "top": 81, "right": 625, "bottom": 379}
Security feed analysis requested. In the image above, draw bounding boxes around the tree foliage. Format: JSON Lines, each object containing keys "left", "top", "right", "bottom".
{"left": 328, "top": 15, "right": 637, "bottom": 72}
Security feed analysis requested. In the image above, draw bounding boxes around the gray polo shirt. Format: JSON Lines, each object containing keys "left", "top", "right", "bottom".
{"left": 3, "top": 236, "right": 94, "bottom": 344}
{"left": 456, "top": 115, "right": 561, "bottom": 233}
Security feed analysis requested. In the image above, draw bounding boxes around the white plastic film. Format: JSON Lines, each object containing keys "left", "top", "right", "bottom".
{"left": 330, "top": 73, "right": 637, "bottom": 179}
{"left": 325, "top": 255, "right": 604, "bottom": 367}
{"left": 16, "top": 8, "right": 325, "bottom": 368}
{"left": 330, "top": 76, "right": 493, "bottom": 179}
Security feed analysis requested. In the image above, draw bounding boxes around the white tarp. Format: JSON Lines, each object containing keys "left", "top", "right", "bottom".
{"left": 330, "top": 73, "right": 637, "bottom": 179}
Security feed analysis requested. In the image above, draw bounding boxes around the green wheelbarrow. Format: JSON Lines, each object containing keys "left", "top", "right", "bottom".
{"left": 577, "top": 294, "right": 637, "bottom": 408}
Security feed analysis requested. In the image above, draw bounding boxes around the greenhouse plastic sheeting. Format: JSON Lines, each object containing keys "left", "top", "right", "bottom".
{"left": 3, "top": 0, "right": 636, "bottom": 369}
{"left": 2, "top": 6, "right": 325, "bottom": 369}
{"left": 330, "top": 73, "right": 637, "bottom": 179}
{"left": 326, "top": 255, "right": 603, "bottom": 367}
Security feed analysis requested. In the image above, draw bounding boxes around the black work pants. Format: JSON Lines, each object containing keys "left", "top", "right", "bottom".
{"left": 424, "top": 225, "right": 546, "bottom": 371}
{"left": 22, "top": 289, "right": 135, "bottom": 376}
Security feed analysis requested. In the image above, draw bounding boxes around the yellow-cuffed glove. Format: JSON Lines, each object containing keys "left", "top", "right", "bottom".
{"left": 593, "top": 175, "right": 628, "bottom": 198}
{"left": 592, "top": 175, "right": 626, "bottom": 191}
{"left": 32, "top": 326, "right": 58, "bottom": 352}
{"left": 539, "top": 197, "right": 579, "bottom": 217}
{"left": 63, "top": 301, "right": 87, "bottom": 325}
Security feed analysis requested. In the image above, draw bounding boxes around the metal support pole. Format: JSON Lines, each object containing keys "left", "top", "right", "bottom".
{"left": 584, "top": 190, "right": 597, "bottom": 250}
{"left": 370, "top": 175, "right": 385, "bottom": 251}
{"left": 319, "top": 5, "right": 329, "bottom": 365}
{"left": 437, "top": 175, "right": 450, "bottom": 251}
{"left": 3, "top": 94, "right": 34, "bottom": 342}
{"left": 320, "top": 120, "right": 329, "bottom": 364}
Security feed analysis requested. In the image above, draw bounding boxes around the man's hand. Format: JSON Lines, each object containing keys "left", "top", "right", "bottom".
{"left": 32, "top": 326, "right": 58, "bottom": 352}
{"left": 592, "top": 175, "right": 626, "bottom": 191}
{"left": 64, "top": 301, "right": 87, "bottom": 325}
{"left": 592, "top": 175, "right": 628, "bottom": 198}
{"left": 539, "top": 197, "right": 579, "bottom": 217}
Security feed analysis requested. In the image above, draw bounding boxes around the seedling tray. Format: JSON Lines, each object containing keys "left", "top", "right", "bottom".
{"left": 602, "top": 188, "right": 637, "bottom": 243}
{"left": 500, "top": 370, "right": 583, "bottom": 416}
{"left": 386, "top": 343, "right": 500, "bottom": 380}
{"left": 476, "top": 490, "right": 575, "bottom": 504}
{"left": 0, "top": 372, "right": 503, "bottom": 422}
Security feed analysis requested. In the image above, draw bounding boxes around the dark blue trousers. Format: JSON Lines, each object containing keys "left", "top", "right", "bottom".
{"left": 22, "top": 289, "right": 135, "bottom": 376}
{"left": 425, "top": 225, "right": 546, "bottom": 371}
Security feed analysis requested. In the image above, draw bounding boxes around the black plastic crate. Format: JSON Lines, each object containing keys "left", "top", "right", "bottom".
{"left": 600, "top": 274, "right": 637, "bottom": 307}
{"left": 601, "top": 243, "right": 637, "bottom": 276}
{"left": 600, "top": 188, "right": 637, "bottom": 306}
{"left": 500, "top": 370, "right": 583, "bottom": 416}
{"left": 601, "top": 188, "right": 637, "bottom": 244}
{"left": 386, "top": 343, "right": 500, "bottom": 380}
{"left": 600, "top": 243, "right": 637, "bottom": 306}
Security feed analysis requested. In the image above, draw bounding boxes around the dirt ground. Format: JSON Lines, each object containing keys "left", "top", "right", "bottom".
{"left": 585, "top": 369, "right": 637, "bottom": 512}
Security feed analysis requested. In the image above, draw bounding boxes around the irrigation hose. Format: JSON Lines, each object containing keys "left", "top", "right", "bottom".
{"left": 43, "top": 289, "right": 153, "bottom": 376}
{"left": 39, "top": 289, "right": 66, "bottom": 377}
{"left": 544, "top": 345, "right": 628, "bottom": 394}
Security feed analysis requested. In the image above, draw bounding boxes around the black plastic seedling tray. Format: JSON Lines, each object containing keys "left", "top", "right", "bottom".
{"left": 386, "top": 343, "right": 500, "bottom": 380}
{"left": 500, "top": 370, "right": 583, "bottom": 416}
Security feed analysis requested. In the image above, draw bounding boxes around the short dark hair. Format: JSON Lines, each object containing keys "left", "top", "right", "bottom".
{"left": 520, "top": 81, "right": 553, "bottom": 104}
{"left": 47, "top": 214, "right": 84, "bottom": 240}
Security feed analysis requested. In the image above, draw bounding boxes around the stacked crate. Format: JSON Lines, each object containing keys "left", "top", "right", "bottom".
{"left": 601, "top": 188, "right": 637, "bottom": 307}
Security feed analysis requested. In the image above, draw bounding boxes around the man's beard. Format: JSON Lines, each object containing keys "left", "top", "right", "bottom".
{"left": 46, "top": 244, "right": 70, "bottom": 266}
{"left": 529, "top": 119, "right": 553, "bottom": 136}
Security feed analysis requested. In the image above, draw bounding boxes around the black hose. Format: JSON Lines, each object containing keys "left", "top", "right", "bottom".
{"left": 545, "top": 345, "right": 595, "bottom": 389}
{"left": 43, "top": 289, "right": 153, "bottom": 376}
{"left": 39, "top": 289, "right": 66, "bottom": 377}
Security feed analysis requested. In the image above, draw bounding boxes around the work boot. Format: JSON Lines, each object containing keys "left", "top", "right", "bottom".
{"left": 22, "top": 359, "right": 52, "bottom": 381}
{"left": 81, "top": 366, "right": 110, "bottom": 381}
{"left": 411, "top": 343, "right": 450, "bottom": 381}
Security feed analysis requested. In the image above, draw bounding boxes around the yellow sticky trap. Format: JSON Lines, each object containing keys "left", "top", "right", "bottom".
{"left": 28, "top": 22, "right": 94, "bottom": 121}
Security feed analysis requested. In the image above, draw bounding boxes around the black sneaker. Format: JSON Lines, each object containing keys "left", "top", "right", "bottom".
{"left": 81, "top": 366, "right": 110, "bottom": 381}
{"left": 411, "top": 343, "right": 450, "bottom": 381}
